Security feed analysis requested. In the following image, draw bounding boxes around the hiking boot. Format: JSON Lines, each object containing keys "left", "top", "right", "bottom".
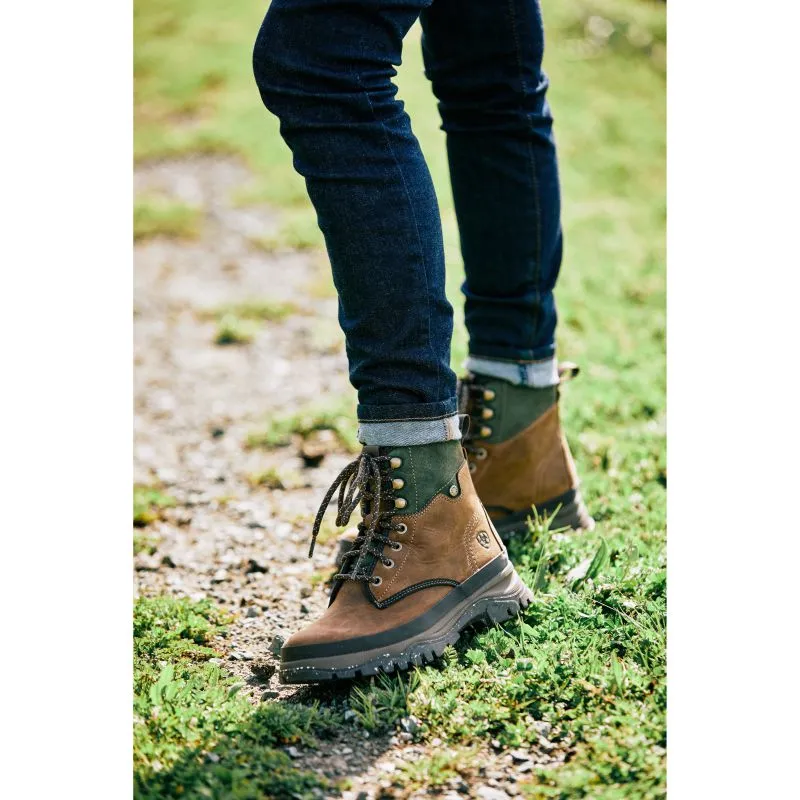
{"left": 279, "top": 440, "right": 533, "bottom": 683}
{"left": 458, "top": 363, "right": 594, "bottom": 540}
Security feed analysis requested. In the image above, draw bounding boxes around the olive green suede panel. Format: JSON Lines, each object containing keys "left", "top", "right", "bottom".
{"left": 472, "top": 376, "right": 557, "bottom": 445}
{"left": 385, "top": 440, "right": 465, "bottom": 515}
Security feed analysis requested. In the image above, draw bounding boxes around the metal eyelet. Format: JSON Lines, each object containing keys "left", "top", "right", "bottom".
{"left": 390, "top": 457, "right": 402, "bottom": 469}
{"left": 483, "top": 389, "right": 495, "bottom": 401}
{"left": 469, "top": 462, "right": 477, "bottom": 473}
{"left": 392, "top": 478, "right": 405, "bottom": 490}
{"left": 394, "top": 497, "right": 407, "bottom": 510}
{"left": 391, "top": 541, "right": 402, "bottom": 551}
{"left": 384, "top": 559, "right": 395, "bottom": 569}
{"left": 371, "top": 576, "right": 382, "bottom": 586}
{"left": 396, "top": 523, "right": 408, "bottom": 534}
{"left": 480, "top": 426, "right": 492, "bottom": 438}
{"left": 476, "top": 448, "right": 488, "bottom": 460}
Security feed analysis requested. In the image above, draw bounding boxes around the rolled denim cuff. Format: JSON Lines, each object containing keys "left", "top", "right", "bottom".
{"left": 358, "top": 414, "right": 461, "bottom": 446}
{"left": 465, "top": 354, "right": 559, "bottom": 388}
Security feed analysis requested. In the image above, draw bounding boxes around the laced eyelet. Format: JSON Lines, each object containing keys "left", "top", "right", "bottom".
{"left": 391, "top": 541, "right": 402, "bottom": 551}
{"left": 396, "top": 523, "right": 408, "bottom": 534}
{"left": 384, "top": 559, "right": 395, "bottom": 569}
{"left": 371, "top": 576, "right": 382, "bottom": 586}
{"left": 476, "top": 448, "right": 487, "bottom": 460}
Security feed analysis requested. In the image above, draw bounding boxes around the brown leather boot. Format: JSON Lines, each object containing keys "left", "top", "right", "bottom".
{"left": 459, "top": 363, "right": 594, "bottom": 540}
{"left": 279, "top": 440, "right": 532, "bottom": 683}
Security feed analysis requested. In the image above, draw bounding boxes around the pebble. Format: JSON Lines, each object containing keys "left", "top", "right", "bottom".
{"left": 399, "top": 716, "right": 420, "bottom": 735}
{"left": 284, "top": 746, "right": 302, "bottom": 759}
{"left": 244, "top": 606, "right": 260, "bottom": 618}
{"left": 343, "top": 710, "right": 357, "bottom": 722}
{"left": 269, "top": 635, "right": 285, "bottom": 655}
{"left": 509, "top": 750, "right": 530, "bottom": 764}
{"left": 532, "top": 720, "right": 552, "bottom": 737}
{"left": 211, "top": 569, "right": 229, "bottom": 583}
{"left": 261, "top": 690, "right": 279, "bottom": 700}
{"left": 475, "top": 787, "right": 510, "bottom": 800}
{"left": 245, "top": 558, "right": 269, "bottom": 574}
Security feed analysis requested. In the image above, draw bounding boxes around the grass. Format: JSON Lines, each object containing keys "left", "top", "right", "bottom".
{"left": 246, "top": 399, "right": 360, "bottom": 453}
{"left": 134, "top": 484, "right": 176, "bottom": 527}
{"left": 135, "top": 0, "right": 665, "bottom": 795}
{"left": 133, "top": 596, "right": 338, "bottom": 799}
{"left": 134, "top": 194, "right": 202, "bottom": 241}
{"left": 213, "top": 313, "right": 259, "bottom": 345}
{"left": 197, "top": 298, "right": 301, "bottom": 323}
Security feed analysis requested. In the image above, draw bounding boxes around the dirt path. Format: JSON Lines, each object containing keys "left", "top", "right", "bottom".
{"left": 134, "top": 156, "right": 557, "bottom": 798}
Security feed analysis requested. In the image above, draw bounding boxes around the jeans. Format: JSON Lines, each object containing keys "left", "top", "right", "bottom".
{"left": 253, "top": 0, "right": 562, "bottom": 442}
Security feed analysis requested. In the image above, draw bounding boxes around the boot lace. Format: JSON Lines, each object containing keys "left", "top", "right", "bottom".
{"left": 458, "top": 376, "right": 493, "bottom": 471}
{"left": 308, "top": 450, "right": 405, "bottom": 584}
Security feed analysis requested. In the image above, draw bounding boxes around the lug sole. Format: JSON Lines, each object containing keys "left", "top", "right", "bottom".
{"left": 279, "top": 557, "right": 532, "bottom": 684}
{"left": 492, "top": 489, "right": 595, "bottom": 540}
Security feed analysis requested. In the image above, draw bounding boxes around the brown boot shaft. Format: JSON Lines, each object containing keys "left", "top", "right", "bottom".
{"left": 471, "top": 403, "right": 578, "bottom": 517}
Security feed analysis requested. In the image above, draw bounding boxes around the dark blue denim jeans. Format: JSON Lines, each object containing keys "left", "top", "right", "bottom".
{"left": 253, "top": 0, "right": 562, "bottom": 428}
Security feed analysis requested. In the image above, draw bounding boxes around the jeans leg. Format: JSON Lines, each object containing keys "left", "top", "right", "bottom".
{"left": 253, "top": 0, "right": 458, "bottom": 438}
{"left": 420, "top": 0, "right": 562, "bottom": 364}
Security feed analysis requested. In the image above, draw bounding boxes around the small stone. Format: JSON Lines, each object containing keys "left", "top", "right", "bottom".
{"left": 251, "top": 661, "right": 277, "bottom": 682}
{"left": 206, "top": 753, "right": 220, "bottom": 763}
{"left": 269, "top": 635, "right": 285, "bottom": 656}
{"left": 245, "top": 606, "right": 260, "bottom": 618}
{"left": 355, "top": 792, "right": 370, "bottom": 800}
{"left": 538, "top": 736, "right": 556, "bottom": 753}
{"left": 160, "top": 554, "right": 177, "bottom": 568}
{"left": 134, "top": 554, "right": 161, "bottom": 572}
{"left": 532, "top": 720, "right": 552, "bottom": 737}
{"left": 399, "top": 716, "right": 420, "bottom": 735}
{"left": 245, "top": 558, "right": 269, "bottom": 575}
{"left": 343, "top": 710, "right": 357, "bottom": 722}
{"left": 516, "top": 762, "right": 534, "bottom": 774}
{"left": 431, "top": 737, "right": 442, "bottom": 747}
{"left": 490, "top": 739, "right": 502, "bottom": 751}
{"left": 284, "top": 746, "right": 302, "bottom": 759}
{"left": 509, "top": 750, "right": 530, "bottom": 764}
{"left": 212, "top": 569, "right": 228, "bottom": 583}
{"left": 340, "top": 746, "right": 353, "bottom": 754}
{"left": 210, "top": 426, "right": 226, "bottom": 438}
{"left": 300, "top": 602, "right": 310, "bottom": 614}
{"left": 475, "top": 787, "right": 510, "bottom": 800}
{"left": 261, "top": 690, "right": 279, "bottom": 700}
{"left": 239, "top": 650, "right": 255, "bottom": 661}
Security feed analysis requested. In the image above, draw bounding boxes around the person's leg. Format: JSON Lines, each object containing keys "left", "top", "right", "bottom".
{"left": 253, "top": 0, "right": 458, "bottom": 446}
{"left": 420, "top": 0, "right": 593, "bottom": 535}
{"left": 420, "top": 0, "right": 561, "bottom": 378}
{"left": 252, "top": 0, "right": 531, "bottom": 684}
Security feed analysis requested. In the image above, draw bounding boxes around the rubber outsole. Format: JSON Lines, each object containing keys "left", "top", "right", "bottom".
{"left": 279, "top": 559, "right": 532, "bottom": 684}
{"left": 492, "top": 489, "right": 595, "bottom": 540}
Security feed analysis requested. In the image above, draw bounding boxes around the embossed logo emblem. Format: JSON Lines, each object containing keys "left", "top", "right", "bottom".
{"left": 476, "top": 530, "right": 491, "bottom": 549}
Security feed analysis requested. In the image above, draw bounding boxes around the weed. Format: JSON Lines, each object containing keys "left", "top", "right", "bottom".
{"left": 134, "top": 484, "right": 176, "bottom": 527}
{"left": 246, "top": 398, "right": 359, "bottom": 453}
{"left": 134, "top": 194, "right": 202, "bottom": 241}
{"left": 349, "top": 672, "right": 420, "bottom": 733}
{"left": 214, "top": 313, "right": 259, "bottom": 345}
{"left": 133, "top": 595, "right": 336, "bottom": 798}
